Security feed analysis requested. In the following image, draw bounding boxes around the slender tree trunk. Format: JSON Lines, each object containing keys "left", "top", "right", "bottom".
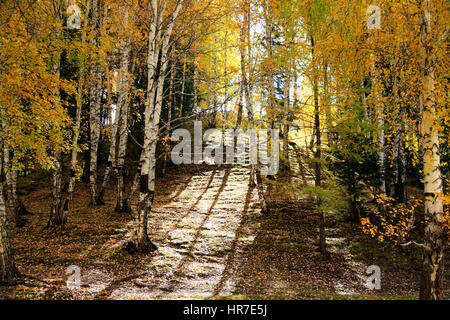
{"left": 394, "top": 68, "right": 407, "bottom": 203}
{"left": 0, "top": 173, "right": 15, "bottom": 283}
{"left": 131, "top": 0, "right": 183, "bottom": 252}
{"left": 207, "top": 60, "right": 213, "bottom": 127}
{"left": 63, "top": 0, "right": 90, "bottom": 221}
{"left": 211, "top": 36, "right": 218, "bottom": 128}
{"left": 97, "top": 99, "right": 119, "bottom": 204}
{"left": 162, "top": 49, "right": 175, "bottom": 176}
{"left": 239, "top": 5, "right": 254, "bottom": 186}
{"left": 81, "top": 147, "right": 90, "bottom": 183}
{"left": 419, "top": 0, "right": 445, "bottom": 300}
{"left": 311, "top": 35, "right": 326, "bottom": 256}
{"left": 3, "top": 148, "right": 17, "bottom": 221}
{"left": 193, "top": 19, "right": 199, "bottom": 120}
{"left": 348, "top": 165, "right": 361, "bottom": 223}
{"left": 179, "top": 54, "right": 186, "bottom": 118}
{"left": 372, "top": 63, "right": 386, "bottom": 194}
{"left": 243, "top": 3, "right": 268, "bottom": 213}
{"left": 48, "top": 12, "right": 65, "bottom": 227}
{"left": 0, "top": 125, "right": 16, "bottom": 283}
{"left": 115, "top": 11, "right": 134, "bottom": 213}
{"left": 263, "top": 0, "right": 275, "bottom": 127}
{"left": 125, "top": 164, "right": 140, "bottom": 209}
{"left": 132, "top": 0, "right": 159, "bottom": 252}
{"left": 88, "top": 0, "right": 103, "bottom": 205}
{"left": 2, "top": 143, "right": 27, "bottom": 227}
{"left": 293, "top": 74, "right": 298, "bottom": 111}
{"left": 390, "top": 61, "right": 401, "bottom": 199}
{"left": 323, "top": 63, "right": 332, "bottom": 146}
{"left": 115, "top": 87, "right": 131, "bottom": 213}
{"left": 235, "top": 85, "right": 244, "bottom": 131}
{"left": 377, "top": 109, "right": 386, "bottom": 194}
{"left": 392, "top": 130, "right": 400, "bottom": 198}
{"left": 282, "top": 67, "right": 290, "bottom": 171}
{"left": 315, "top": 104, "right": 325, "bottom": 256}
{"left": 223, "top": 30, "right": 228, "bottom": 135}
{"left": 48, "top": 152, "right": 64, "bottom": 227}
{"left": 398, "top": 115, "right": 407, "bottom": 202}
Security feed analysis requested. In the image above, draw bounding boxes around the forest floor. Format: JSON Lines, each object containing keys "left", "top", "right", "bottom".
{"left": 0, "top": 162, "right": 446, "bottom": 300}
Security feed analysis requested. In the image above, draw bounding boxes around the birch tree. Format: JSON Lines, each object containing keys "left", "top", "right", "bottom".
{"left": 418, "top": 0, "right": 446, "bottom": 300}
{"left": 88, "top": 0, "right": 103, "bottom": 205}
{"left": 48, "top": 0, "right": 65, "bottom": 227}
{"left": 130, "top": 0, "right": 184, "bottom": 252}
{"left": 62, "top": 0, "right": 91, "bottom": 223}
{"left": 0, "top": 126, "right": 16, "bottom": 284}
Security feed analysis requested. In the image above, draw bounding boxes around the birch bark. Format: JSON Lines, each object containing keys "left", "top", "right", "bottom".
{"left": 418, "top": 0, "right": 445, "bottom": 300}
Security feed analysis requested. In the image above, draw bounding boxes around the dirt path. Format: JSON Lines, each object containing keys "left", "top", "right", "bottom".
{"left": 107, "top": 165, "right": 264, "bottom": 299}
{"left": 94, "top": 163, "right": 391, "bottom": 300}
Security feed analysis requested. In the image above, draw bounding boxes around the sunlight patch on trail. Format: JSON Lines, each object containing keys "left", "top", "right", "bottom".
{"left": 109, "top": 166, "right": 262, "bottom": 299}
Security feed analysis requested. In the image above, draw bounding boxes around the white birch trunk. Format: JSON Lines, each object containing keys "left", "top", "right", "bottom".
{"left": 88, "top": 0, "right": 103, "bottom": 205}
{"left": 419, "top": 0, "right": 445, "bottom": 300}
{"left": 179, "top": 54, "right": 186, "bottom": 118}
{"left": 132, "top": 0, "right": 183, "bottom": 252}
{"left": 115, "top": 10, "right": 134, "bottom": 213}
{"left": 372, "top": 65, "right": 386, "bottom": 194}
{"left": 162, "top": 49, "right": 175, "bottom": 176}
{"left": 63, "top": 0, "right": 90, "bottom": 221}
{"left": 243, "top": 4, "right": 268, "bottom": 213}
{"left": 0, "top": 124, "right": 16, "bottom": 283}
{"left": 48, "top": 8, "right": 65, "bottom": 227}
